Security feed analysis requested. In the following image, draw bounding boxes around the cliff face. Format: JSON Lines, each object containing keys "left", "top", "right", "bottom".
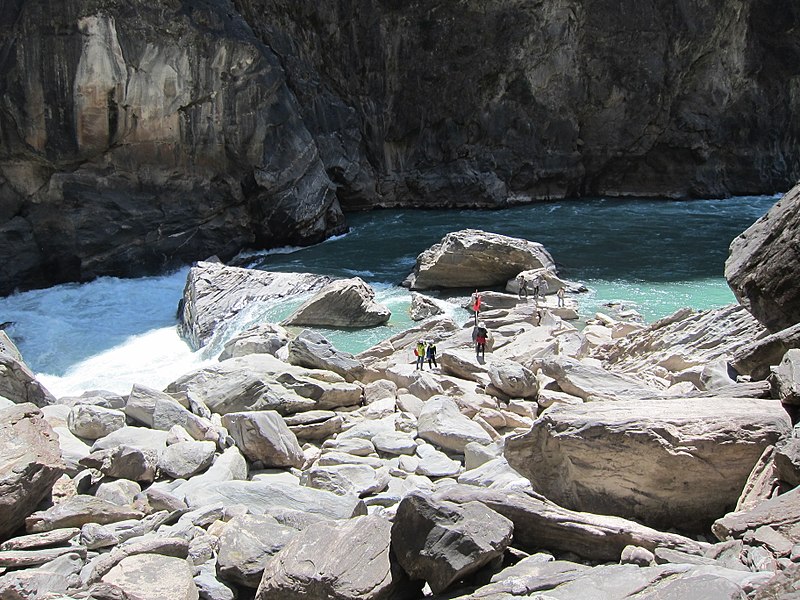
{"left": 1, "top": 0, "right": 799, "bottom": 294}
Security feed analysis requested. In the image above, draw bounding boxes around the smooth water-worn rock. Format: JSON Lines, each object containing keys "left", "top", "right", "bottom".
{"left": 219, "top": 323, "right": 290, "bottom": 361}
{"left": 67, "top": 404, "right": 126, "bottom": 440}
{"left": 222, "top": 411, "right": 305, "bottom": 468}
{"left": 726, "top": 184, "right": 800, "bottom": 333}
{"left": 0, "top": 403, "right": 65, "bottom": 540}
{"left": 0, "top": 349, "right": 56, "bottom": 407}
{"left": 505, "top": 398, "right": 791, "bottom": 532}
{"left": 257, "top": 515, "right": 414, "bottom": 600}
{"left": 284, "top": 277, "right": 391, "bottom": 328}
{"left": 102, "top": 554, "right": 198, "bottom": 600}
{"left": 417, "top": 396, "right": 493, "bottom": 452}
{"left": 25, "top": 495, "right": 144, "bottom": 533}
{"left": 391, "top": 492, "right": 513, "bottom": 594}
{"left": 405, "top": 229, "right": 556, "bottom": 290}
{"left": 286, "top": 329, "right": 365, "bottom": 382}
{"left": 217, "top": 514, "right": 297, "bottom": 588}
{"left": 178, "top": 262, "right": 334, "bottom": 350}
{"left": 410, "top": 293, "right": 444, "bottom": 321}
{"left": 158, "top": 441, "right": 217, "bottom": 480}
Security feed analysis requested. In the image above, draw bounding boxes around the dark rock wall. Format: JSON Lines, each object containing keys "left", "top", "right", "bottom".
{"left": 1, "top": 0, "right": 799, "bottom": 293}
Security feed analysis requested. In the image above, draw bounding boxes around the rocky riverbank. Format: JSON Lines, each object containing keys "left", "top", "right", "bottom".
{"left": 2, "top": 192, "right": 800, "bottom": 598}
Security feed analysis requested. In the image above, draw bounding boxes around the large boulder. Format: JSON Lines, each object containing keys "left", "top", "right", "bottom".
{"left": 410, "top": 292, "right": 444, "bottom": 321}
{"left": 713, "top": 485, "right": 800, "bottom": 543}
{"left": 283, "top": 277, "right": 391, "bottom": 328}
{"left": 0, "top": 403, "right": 65, "bottom": 540}
{"left": 257, "top": 515, "right": 415, "bottom": 600}
{"left": 217, "top": 514, "right": 297, "bottom": 588}
{"left": 66, "top": 404, "right": 126, "bottom": 440}
{"left": 390, "top": 492, "right": 513, "bottom": 594}
{"left": 221, "top": 411, "right": 305, "bottom": 468}
{"left": 219, "top": 323, "right": 290, "bottom": 361}
{"left": 505, "top": 398, "right": 791, "bottom": 532}
{"left": 405, "top": 229, "right": 556, "bottom": 290}
{"left": 178, "top": 262, "right": 334, "bottom": 350}
{"left": 125, "top": 384, "right": 213, "bottom": 439}
{"left": 537, "top": 355, "right": 660, "bottom": 401}
{"left": 726, "top": 184, "right": 800, "bottom": 333}
{"left": 286, "top": 329, "right": 365, "bottom": 382}
{"left": 417, "top": 395, "right": 493, "bottom": 452}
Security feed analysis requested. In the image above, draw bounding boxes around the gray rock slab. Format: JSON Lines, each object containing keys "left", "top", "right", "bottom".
{"left": 0, "top": 403, "right": 65, "bottom": 539}
{"left": 286, "top": 329, "right": 365, "bottom": 382}
{"left": 25, "top": 495, "right": 144, "bottom": 533}
{"left": 102, "top": 553, "right": 198, "bottom": 600}
{"left": 505, "top": 397, "right": 791, "bottom": 532}
{"left": 391, "top": 492, "right": 513, "bottom": 594}
{"left": 178, "top": 262, "right": 333, "bottom": 350}
{"left": 158, "top": 440, "right": 216, "bottom": 479}
{"left": 184, "top": 480, "right": 367, "bottom": 520}
{"left": 417, "top": 395, "right": 492, "bottom": 452}
{"left": 257, "top": 515, "right": 415, "bottom": 600}
{"left": 284, "top": 277, "right": 391, "bottom": 328}
{"left": 434, "top": 485, "right": 709, "bottom": 562}
{"left": 217, "top": 514, "right": 297, "bottom": 588}
{"left": 222, "top": 411, "right": 304, "bottom": 468}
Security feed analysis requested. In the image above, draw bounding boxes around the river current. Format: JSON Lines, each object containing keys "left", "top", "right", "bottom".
{"left": 0, "top": 195, "right": 779, "bottom": 398}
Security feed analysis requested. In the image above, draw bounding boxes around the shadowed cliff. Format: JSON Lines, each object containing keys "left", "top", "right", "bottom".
{"left": 1, "top": 0, "right": 799, "bottom": 294}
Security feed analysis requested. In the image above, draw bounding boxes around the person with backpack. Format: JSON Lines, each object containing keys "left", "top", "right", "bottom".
{"left": 426, "top": 340, "right": 438, "bottom": 369}
{"left": 473, "top": 322, "right": 488, "bottom": 360}
{"left": 415, "top": 339, "right": 426, "bottom": 370}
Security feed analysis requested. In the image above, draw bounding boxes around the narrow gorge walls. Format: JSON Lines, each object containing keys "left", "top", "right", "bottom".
{"left": 1, "top": 0, "right": 799, "bottom": 293}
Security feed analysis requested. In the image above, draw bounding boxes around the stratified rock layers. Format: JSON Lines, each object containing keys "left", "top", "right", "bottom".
{"left": 1, "top": 0, "right": 799, "bottom": 294}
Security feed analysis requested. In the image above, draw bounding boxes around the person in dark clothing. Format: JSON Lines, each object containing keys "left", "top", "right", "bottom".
{"left": 426, "top": 340, "right": 438, "bottom": 369}
{"left": 472, "top": 323, "right": 487, "bottom": 359}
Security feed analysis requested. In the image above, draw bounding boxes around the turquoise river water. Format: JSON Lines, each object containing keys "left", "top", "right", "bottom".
{"left": 0, "top": 195, "right": 779, "bottom": 397}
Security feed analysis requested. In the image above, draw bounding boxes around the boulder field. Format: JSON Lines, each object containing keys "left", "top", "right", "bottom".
{"left": 2, "top": 202, "right": 800, "bottom": 599}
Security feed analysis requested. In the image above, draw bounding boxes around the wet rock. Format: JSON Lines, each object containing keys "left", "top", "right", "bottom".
{"left": 405, "top": 229, "right": 556, "bottom": 290}
{"left": 505, "top": 398, "right": 791, "bottom": 532}
{"left": 286, "top": 329, "right": 365, "bottom": 382}
{"left": 0, "top": 403, "right": 65, "bottom": 539}
{"left": 726, "top": 185, "right": 800, "bottom": 333}
{"left": 390, "top": 492, "right": 513, "bottom": 594}
{"left": 0, "top": 347, "right": 55, "bottom": 407}
{"left": 284, "top": 277, "right": 391, "bottom": 328}
{"left": 179, "top": 263, "right": 334, "bottom": 350}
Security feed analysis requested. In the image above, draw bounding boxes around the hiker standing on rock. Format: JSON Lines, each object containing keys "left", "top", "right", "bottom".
{"left": 471, "top": 290, "right": 482, "bottom": 325}
{"left": 557, "top": 286, "right": 566, "bottom": 307}
{"left": 415, "top": 340, "right": 426, "bottom": 370}
{"left": 473, "top": 322, "right": 487, "bottom": 360}
{"left": 517, "top": 275, "right": 528, "bottom": 300}
{"left": 426, "top": 340, "right": 438, "bottom": 369}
